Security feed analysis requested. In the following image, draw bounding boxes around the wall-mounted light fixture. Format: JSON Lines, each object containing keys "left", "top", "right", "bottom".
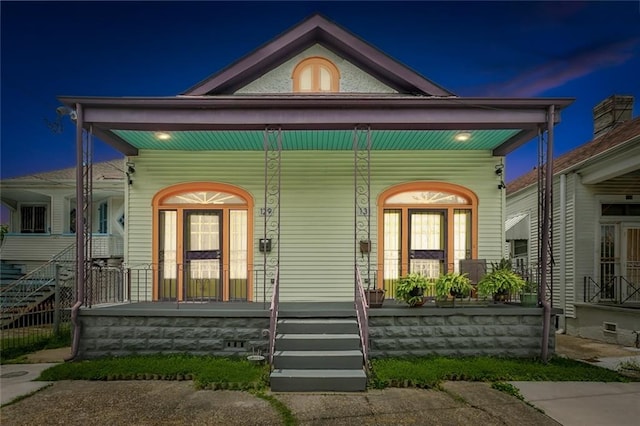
{"left": 126, "top": 161, "right": 135, "bottom": 186}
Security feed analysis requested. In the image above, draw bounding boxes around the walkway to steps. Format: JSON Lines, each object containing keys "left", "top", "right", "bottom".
{"left": 270, "top": 311, "right": 367, "bottom": 392}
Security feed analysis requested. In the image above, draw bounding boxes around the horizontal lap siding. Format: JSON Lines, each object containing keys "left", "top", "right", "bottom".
{"left": 127, "top": 150, "right": 503, "bottom": 301}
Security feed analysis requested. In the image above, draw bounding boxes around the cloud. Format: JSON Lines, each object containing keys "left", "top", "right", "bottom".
{"left": 474, "top": 37, "right": 639, "bottom": 97}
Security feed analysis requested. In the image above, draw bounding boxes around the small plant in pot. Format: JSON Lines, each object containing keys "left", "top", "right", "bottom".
{"left": 365, "top": 280, "right": 385, "bottom": 308}
{"left": 477, "top": 265, "right": 526, "bottom": 302}
{"left": 520, "top": 280, "right": 538, "bottom": 307}
{"left": 395, "top": 273, "right": 431, "bottom": 307}
{"left": 435, "top": 272, "right": 473, "bottom": 300}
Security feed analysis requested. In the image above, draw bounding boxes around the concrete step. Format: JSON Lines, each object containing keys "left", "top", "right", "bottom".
{"left": 270, "top": 369, "right": 367, "bottom": 392}
{"left": 276, "top": 333, "right": 361, "bottom": 351}
{"left": 277, "top": 318, "right": 358, "bottom": 335}
{"left": 273, "top": 350, "right": 363, "bottom": 370}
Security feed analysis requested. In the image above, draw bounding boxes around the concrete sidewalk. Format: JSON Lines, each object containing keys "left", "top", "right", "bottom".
{"left": 0, "top": 363, "right": 57, "bottom": 405}
{"left": 510, "top": 381, "right": 640, "bottom": 426}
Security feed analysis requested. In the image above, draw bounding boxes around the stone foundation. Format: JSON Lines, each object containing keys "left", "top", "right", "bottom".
{"left": 78, "top": 307, "right": 270, "bottom": 359}
{"left": 369, "top": 306, "right": 557, "bottom": 358}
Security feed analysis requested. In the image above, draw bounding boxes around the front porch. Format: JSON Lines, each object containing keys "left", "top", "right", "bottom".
{"left": 76, "top": 301, "right": 558, "bottom": 360}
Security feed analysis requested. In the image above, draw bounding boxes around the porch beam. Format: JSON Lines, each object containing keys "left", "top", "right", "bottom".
{"left": 91, "top": 127, "right": 139, "bottom": 156}
{"left": 492, "top": 128, "right": 539, "bottom": 156}
{"left": 82, "top": 106, "right": 557, "bottom": 130}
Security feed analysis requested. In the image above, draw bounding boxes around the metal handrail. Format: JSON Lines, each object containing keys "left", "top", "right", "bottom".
{"left": 268, "top": 267, "right": 280, "bottom": 366}
{"left": 0, "top": 243, "right": 75, "bottom": 311}
{"left": 355, "top": 265, "right": 369, "bottom": 363}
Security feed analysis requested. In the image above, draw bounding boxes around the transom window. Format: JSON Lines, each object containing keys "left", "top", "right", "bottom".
{"left": 164, "top": 191, "right": 246, "bottom": 205}
{"left": 292, "top": 57, "right": 340, "bottom": 93}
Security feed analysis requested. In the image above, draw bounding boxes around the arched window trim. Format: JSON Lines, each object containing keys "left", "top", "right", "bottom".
{"left": 376, "top": 182, "right": 479, "bottom": 289}
{"left": 292, "top": 56, "right": 340, "bottom": 93}
{"left": 151, "top": 182, "right": 254, "bottom": 301}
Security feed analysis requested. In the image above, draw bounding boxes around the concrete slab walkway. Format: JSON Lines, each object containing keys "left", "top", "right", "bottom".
{"left": 510, "top": 381, "right": 640, "bottom": 426}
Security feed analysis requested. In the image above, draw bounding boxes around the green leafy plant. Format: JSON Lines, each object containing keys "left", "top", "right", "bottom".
{"left": 435, "top": 272, "right": 472, "bottom": 300}
{"left": 395, "top": 273, "right": 431, "bottom": 306}
{"left": 477, "top": 268, "right": 526, "bottom": 299}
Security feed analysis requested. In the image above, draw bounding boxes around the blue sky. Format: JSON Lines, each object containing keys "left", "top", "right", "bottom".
{"left": 1, "top": 1, "right": 639, "bottom": 182}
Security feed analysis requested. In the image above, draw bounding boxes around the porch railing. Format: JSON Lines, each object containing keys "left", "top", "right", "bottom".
{"left": 380, "top": 260, "right": 538, "bottom": 303}
{"left": 584, "top": 276, "right": 640, "bottom": 305}
{"left": 268, "top": 267, "right": 280, "bottom": 366}
{"left": 81, "top": 264, "right": 277, "bottom": 308}
{"left": 355, "top": 265, "right": 368, "bottom": 363}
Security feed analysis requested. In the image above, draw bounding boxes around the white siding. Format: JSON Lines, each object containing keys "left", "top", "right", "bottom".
{"left": 128, "top": 150, "right": 504, "bottom": 301}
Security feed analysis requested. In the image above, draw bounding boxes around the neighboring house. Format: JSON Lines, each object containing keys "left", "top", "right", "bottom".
{"left": 55, "top": 14, "right": 572, "bottom": 373}
{"left": 0, "top": 159, "right": 126, "bottom": 273}
{"left": 506, "top": 95, "right": 640, "bottom": 347}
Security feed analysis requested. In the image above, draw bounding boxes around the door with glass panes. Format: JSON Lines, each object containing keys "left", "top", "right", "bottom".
{"left": 155, "top": 184, "right": 252, "bottom": 302}
{"left": 379, "top": 183, "right": 477, "bottom": 298}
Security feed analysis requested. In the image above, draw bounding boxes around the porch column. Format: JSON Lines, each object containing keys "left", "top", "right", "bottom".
{"left": 263, "top": 127, "right": 282, "bottom": 302}
{"left": 538, "top": 105, "right": 555, "bottom": 361}
{"left": 354, "top": 125, "right": 372, "bottom": 287}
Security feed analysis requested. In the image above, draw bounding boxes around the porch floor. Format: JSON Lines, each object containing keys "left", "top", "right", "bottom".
{"left": 81, "top": 299, "right": 542, "bottom": 317}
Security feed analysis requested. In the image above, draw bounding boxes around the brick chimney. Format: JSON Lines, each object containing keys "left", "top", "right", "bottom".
{"left": 593, "top": 95, "right": 634, "bottom": 138}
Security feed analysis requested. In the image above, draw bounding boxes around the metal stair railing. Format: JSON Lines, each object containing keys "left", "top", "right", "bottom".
{"left": 355, "top": 265, "right": 369, "bottom": 364}
{"left": 0, "top": 243, "right": 76, "bottom": 314}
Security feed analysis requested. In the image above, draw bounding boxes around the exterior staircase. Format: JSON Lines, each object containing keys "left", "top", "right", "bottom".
{"left": 0, "top": 261, "right": 56, "bottom": 328}
{"left": 270, "top": 314, "right": 367, "bottom": 392}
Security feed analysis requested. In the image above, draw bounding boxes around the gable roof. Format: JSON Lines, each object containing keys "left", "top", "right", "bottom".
{"left": 506, "top": 116, "right": 640, "bottom": 195}
{"left": 182, "top": 13, "right": 454, "bottom": 97}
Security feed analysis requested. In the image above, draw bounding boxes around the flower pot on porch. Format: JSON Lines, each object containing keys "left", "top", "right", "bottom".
{"left": 520, "top": 293, "right": 538, "bottom": 307}
{"left": 365, "top": 288, "right": 385, "bottom": 308}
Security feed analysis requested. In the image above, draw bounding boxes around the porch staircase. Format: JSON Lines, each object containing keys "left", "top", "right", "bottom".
{"left": 270, "top": 312, "right": 367, "bottom": 392}
{"left": 0, "top": 261, "right": 55, "bottom": 328}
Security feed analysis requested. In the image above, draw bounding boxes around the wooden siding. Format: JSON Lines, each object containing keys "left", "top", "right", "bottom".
{"left": 127, "top": 150, "right": 504, "bottom": 301}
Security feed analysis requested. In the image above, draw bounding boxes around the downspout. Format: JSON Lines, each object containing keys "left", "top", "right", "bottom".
{"left": 66, "top": 104, "right": 84, "bottom": 361}
{"left": 540, "top": 105, "right": 554, "bottom": 362}
{"left": 558, "top": 173, "right": 566, "bottom": 333}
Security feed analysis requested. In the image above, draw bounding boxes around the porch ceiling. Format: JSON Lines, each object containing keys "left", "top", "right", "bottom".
{"left": 112, "top": 129, "right": 520, "bottom": 151}
{"left": 58, "top": 95, "right": 574, "bottom": 157}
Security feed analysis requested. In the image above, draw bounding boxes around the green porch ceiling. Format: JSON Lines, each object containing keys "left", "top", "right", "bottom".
{"left": 112, "top": 129, "right": 520, "bottom": 151}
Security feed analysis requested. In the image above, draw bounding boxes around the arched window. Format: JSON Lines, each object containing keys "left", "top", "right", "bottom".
{"left": 152, "top": 183, "right": 254, "bottom": 302}
{"left": 292, "top": 57, "right": 340, "bottom": 93}
{"left": 377, "top": 182, "right": 478, "bottom": 293}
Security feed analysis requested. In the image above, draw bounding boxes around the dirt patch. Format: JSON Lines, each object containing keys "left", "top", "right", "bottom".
{"left": 556, "top": 334, "right": 638, "bottom": 360}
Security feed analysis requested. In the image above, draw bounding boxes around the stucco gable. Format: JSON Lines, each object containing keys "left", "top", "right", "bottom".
{"left": 235, "top": 44, "right": 397, "bottom": 94}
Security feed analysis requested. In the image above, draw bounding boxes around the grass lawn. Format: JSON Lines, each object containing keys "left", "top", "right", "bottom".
{"left": 37, "top": 354, "right": 269, "bottom": 390}
{"left": 35, "top": 353, "right": 633, "bottom": 391}
{"left": 370, "top": 356, "right": 633, "bottom": 388}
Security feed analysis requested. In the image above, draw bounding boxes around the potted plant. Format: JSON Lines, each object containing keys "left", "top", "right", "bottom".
{"left": 395, "top": 273, "right": 431, "bottom": 307}
{"left": 435, "top": 272, "right": 473, "bottom": 300}
{"left": 365, "top": 280, "right": 385, "bottom": 308}
{"left": 520, "top": 280, "right": 538, "bottom": 307}
{"left": 477, "top": 261, "right": 526, "bottom": 302}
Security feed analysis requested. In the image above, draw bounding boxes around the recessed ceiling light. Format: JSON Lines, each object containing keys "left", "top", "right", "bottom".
{"left": 454, "top": 132, "right": 472, "bottom": 142}
{"left": 154, "top": 132, "right": 171, "bottom": 140}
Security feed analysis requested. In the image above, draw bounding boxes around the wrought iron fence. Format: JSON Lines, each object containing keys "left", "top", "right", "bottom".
{"left": 584, "top": 276, "right": 640, "bottom": 305}
{"left": 82, "top": 264, "right": 276, "bottom": 308}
